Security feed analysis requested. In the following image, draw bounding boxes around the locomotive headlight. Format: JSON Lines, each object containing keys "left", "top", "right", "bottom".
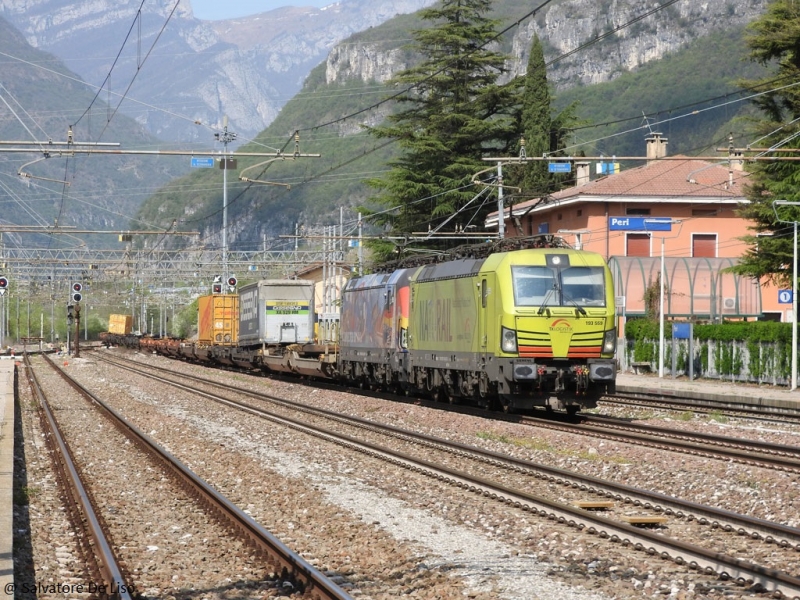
{"left": 603, "top": 328, "right": 617, "bottom": 354}
{"left": 501, "top": 326, "right": 518, "bottom": 353}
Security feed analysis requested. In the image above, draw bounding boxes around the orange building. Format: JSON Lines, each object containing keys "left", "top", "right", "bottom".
{"left": 486, "top": 133, "right": 787, "bottom": 324}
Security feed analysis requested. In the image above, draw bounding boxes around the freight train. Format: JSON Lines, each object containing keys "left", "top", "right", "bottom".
{"left": 101, "top": 238, "right": 617, "bottom": 414}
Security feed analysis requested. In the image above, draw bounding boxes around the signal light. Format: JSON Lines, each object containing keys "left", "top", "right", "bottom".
{"left": 72, "top": 282, "right": 83, "bottom": 302}
{"left": 212, "top": 283, "right": 222, "bottom": 294}
{"left": 227, "top": 276, "right": 237, "bottom": 288}
{"left": 0, "top": 276, "right": 7, "bottom": 289}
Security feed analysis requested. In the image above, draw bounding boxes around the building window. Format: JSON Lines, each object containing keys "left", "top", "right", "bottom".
{"left": 626, "top": 233, "right": 651, "bottom": 257}
{"left": 576, "top": 209, "right": 582, "bottom": 217}
{"left": 692, "top": 233, "right": 717, "bottom": 258}
{"left": 557, "top": 213, "right": 563, "bottom": 221}
{"left": 627, "top": 208, "right": 651, "bottom": 216}
{"left": 692, "top": 209, "right": 717, "bottom": 217}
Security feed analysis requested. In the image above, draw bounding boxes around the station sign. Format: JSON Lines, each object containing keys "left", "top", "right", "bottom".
{"left": 191, "top": 157, "right": 215, "bottom": 168}
{"left": 608, "top": 217, "right": 673, "bottom": 231}
{"left": 779, "top": 290, "right": 793, "bottom": 304}
{"left": 548, "top": 162, "right": 571, "bottom": 173}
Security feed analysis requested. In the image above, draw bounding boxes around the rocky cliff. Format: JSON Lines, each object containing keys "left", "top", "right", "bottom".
{"left": 0, "top": 0, "right": 768, "bottom": 146}
{"left": 325, "top": 0, "right": 768, "bottom": 90}
{"left": 0, "top": 0, "right": 437, "bottom": 144}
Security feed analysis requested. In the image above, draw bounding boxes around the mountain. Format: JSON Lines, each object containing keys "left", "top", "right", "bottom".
{"left": 0, "top": 0, "right": 438, "bottom": 145}
{"left": 0, "top": 0, "right": 773, "bottom": 255}
{"left": 132, "top": 0, "right": 771, "bottom": 253}
{"left": 0, "top": 16, "right": 189, "bottom": 250}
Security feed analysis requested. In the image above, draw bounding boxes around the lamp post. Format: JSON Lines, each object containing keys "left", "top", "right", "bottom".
{"left": 645, "top": 218, "right": 682, "bottom": 379}
{"left": 215, "top": 116, "right": 237, "bottom": 284}
{"left": 773, "top": 201, "right": 799, "bottom": 391}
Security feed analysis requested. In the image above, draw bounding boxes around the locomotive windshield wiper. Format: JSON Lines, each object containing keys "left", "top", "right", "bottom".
{"left": 537, "top": 283, "right": 559, "bottom": 315}
{"left": 561, "top": 292, "right": 588, "bottom": 316}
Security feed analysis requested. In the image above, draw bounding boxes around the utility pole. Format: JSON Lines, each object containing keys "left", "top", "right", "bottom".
{"left": 215, "top": 116, "right": 237, "bottom": 285}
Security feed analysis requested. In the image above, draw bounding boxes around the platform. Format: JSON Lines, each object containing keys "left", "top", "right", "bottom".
{"left": 615, "top": 371, "right": 800, "bottom": 411}
{"left": 0, "top": 358, "right": 15, "bottom": 590}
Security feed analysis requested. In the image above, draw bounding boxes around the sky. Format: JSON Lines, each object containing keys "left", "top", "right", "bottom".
{"left": 190, "top": 0, "right": 334, "bottom": 20}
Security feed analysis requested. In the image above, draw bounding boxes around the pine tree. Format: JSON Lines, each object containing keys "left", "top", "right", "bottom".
{"left": 731, "top": 0, "right": 800, "bottom": 285}
{"left": 363, "top": 0, "right": 520, "bottom": 260}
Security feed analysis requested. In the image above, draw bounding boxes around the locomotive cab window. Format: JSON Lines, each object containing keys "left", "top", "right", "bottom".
{"left": 561, "top": 267, "right": 606, "bottom": 307}
{"left": 512, "top": 267, "right": 557, "bottom": 307}
{"left": 512, "top": 266, "right": 605, "bottom": 308}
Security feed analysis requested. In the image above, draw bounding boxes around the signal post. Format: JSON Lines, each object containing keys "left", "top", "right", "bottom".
{"left": 70, "top": 282, "right": 83, "bottom": 358}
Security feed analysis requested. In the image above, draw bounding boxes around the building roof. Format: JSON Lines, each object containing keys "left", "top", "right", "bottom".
{"left": 487, "top": 157, "right": 750, "bottom": 225}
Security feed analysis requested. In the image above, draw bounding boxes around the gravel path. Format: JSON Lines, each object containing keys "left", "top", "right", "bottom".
{"left": 23, "top": 348, "right": 799, "bottom": 599}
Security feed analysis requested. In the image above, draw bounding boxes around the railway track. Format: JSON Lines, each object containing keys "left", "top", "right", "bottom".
{"left": 27, "top": 352, "right": 353, "bottom": 600}
{"left": 93, "top": 350, "right": 800, "bottom": 598}
{"left": 22, "top": 353, "right": 133, "bottom": 600}
{"left": 604, "top": 389, "right": 800, "bottom": 422}
{"left": 519, "top": 412, "right": 800, "bottom": 473}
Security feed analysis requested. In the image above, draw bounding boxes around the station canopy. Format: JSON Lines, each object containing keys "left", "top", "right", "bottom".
{"left": 608, "top": 257, "right": 762, "bottom": 320}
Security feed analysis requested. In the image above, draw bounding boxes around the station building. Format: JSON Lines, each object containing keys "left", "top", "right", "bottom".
{"left": 485, "top": 133, "right": 787, "bottom": 325}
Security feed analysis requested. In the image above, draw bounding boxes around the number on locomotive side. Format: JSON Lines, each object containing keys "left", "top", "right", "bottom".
{"left": 587, "top": 320, "right": 604, "bottom": 325}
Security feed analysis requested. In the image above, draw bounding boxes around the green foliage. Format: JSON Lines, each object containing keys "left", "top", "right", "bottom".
{"left": 361, "top": 0, "right": 524, "bottom": 262}
{"left": 554, "top": 27, "right": 765, "bottom": 159}
{"left": 0, "top": 18, "right": 188, "bottom": 250}
{"left": 626, "top": 320, "right": 795, "bottom": 381}
{"left": 174, "top": 298, "right": 199, "bottom": 339}
{"left": 125, "top": 5, "right": 768, "bottom": 261}
{"left": 726, "top": 0, "right": 800, "bottom": 284}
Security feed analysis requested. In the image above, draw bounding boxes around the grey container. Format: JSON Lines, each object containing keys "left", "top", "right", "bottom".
{"left": 238, "top": 280, "right": 315, "bottom": 346}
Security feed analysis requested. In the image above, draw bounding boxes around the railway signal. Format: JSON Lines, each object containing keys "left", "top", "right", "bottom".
{"left": 227, "top": 276, "right": 237, "bottom": 292}
{"left": 0, "top": 275, "right": 7, "bottom": 296}
{"left": 71, "top": 282, "right": 83, "bottom": 303}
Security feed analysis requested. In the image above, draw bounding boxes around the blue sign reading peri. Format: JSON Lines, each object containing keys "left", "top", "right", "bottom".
{"left": 608, "top": 217, "right": 673, "bottom": 231}
{"left": 191, "top": 157, "right": 215, "bottom": 168}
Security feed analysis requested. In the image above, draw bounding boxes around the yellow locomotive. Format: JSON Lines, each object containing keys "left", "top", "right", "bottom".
{"left": 340, "top": 240, "right": 617, "bottom": 414}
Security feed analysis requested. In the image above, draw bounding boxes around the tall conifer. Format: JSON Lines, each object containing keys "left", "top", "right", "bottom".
{"left": 364, "top": 0, "right": 520, "bottom": 258}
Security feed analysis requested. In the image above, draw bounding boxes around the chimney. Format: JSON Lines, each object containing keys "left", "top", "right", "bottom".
{"left": 575, "top": 161, "right": 590, "bottom": 187}
{"left": 645, "top": 132, "right": 668, "bottom": 164}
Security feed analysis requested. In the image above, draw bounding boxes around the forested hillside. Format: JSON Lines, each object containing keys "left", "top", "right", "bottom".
{"left": 0, "top": 16, "right": 188, "bottom": 250}
{"left": 138, "top": 20, "right": 766, "bottom": 253}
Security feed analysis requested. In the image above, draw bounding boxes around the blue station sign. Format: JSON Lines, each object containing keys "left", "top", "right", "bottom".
{"left": 548, "top": 162, "right": 571, "bottom": 173}
{"left": 191, "top": 157, "right": 215, "bottom": 168}
{"left": 608, "top": 217, "right": 673, "bottom": 231}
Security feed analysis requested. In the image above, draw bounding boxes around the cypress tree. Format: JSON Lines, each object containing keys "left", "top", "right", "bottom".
{"left": 520, "top": 34, "right": 553, "bottom": 196}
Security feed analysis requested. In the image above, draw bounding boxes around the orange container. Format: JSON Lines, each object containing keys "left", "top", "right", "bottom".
{"left": 197, "top": 294, "right": 239, "bottom": 345}
{"left": 108, "top": 314, "right": 133, "bottom": 335}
